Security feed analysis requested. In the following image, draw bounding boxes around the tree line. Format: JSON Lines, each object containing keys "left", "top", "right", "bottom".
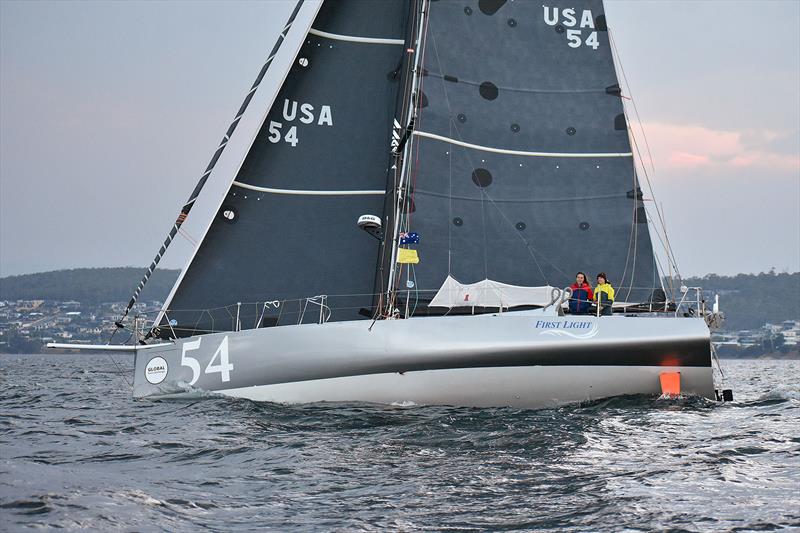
{"left": 679, "top": 271, "right": 798, "bottom": 330}
{"left": 1, "top": 268, "right": 797, "bottom": 331}
{"left": 0, "top": 267, "right": 179, "bottom": 305}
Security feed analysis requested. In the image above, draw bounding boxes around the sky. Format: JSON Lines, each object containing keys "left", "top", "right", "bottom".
{"left": 1, "top": 0, "right": 798, "bottom": 279}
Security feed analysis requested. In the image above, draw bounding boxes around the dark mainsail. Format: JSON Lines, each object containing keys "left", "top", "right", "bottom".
{"left": 158, "top": 0, "right": 411, "bottom": 337}
{"left": 393, "top": 0, "right": 659, "bottom": 306}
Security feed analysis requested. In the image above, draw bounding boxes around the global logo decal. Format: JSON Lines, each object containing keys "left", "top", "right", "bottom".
{"left": 145, "top": 356, "right": 168, "bottom": 384}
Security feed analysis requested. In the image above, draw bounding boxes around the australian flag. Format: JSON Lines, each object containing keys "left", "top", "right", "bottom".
{"left": 399, "top": 232, "right": 420, "bottom": 245}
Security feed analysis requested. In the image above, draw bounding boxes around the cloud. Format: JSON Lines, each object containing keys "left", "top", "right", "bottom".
{"left": 632, "top": 122, "right": 800, "bottom": 174}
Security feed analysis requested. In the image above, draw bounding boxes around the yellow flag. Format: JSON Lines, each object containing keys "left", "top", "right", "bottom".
{"left": 397, "top": 248, "right": 420, "bottom": 264}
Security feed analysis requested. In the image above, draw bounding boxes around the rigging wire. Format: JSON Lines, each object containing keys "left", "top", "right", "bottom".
{"left": 608, "top": 29, "right": 656, "bottom": 175}
{"left": 107, "top": 351, "right": 133, "bottom": 390}
{"left": 625, "top": 165, "right": 641, "bottom": 301}
{"left": 627, "top": 137, "right": 680, "bottom": 298}
{"left": 609, "top": 27, "right": 683, "bottom": 298}
{"left": 426, "top": 25, "right": 561, "bottom": 283}
{"left": 99, "top": 322, "right": 133, "bottom": 390}
{"left": 177, "top": 226, "right": 198, "bottom": 246}
{"left": 629, "top": 192, "right": 640, "bottom": 301}
{"left": 627, "top": 113, "right": 682, "bottom": 289}
{"left": 428, "top": 28, "right": 488, "bottom": 281}
{"left": 99, "top": 324, "right": 134, "bottom": 390}
{"left": 448, "top": 118, "right": 454, "bottom": 276}
{"left": 630, "top": 129, "right": 682, "bottom": 287}
{"left": 643, "top": 203, "right": 677, "bottom": 280}
{"left": 617, "top": 116, "right": 641, "bottom": 300}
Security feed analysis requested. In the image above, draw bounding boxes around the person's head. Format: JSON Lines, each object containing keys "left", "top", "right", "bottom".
{"left": 597, "top": 272, "right": 608, "bottom": 285}
{"left": 575, "top": 272, "right": 587, "bottom": 286}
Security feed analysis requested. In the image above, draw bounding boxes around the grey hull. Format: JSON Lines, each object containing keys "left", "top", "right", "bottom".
{"left": 133, "top": 311, "right": 714, "bottom": 408}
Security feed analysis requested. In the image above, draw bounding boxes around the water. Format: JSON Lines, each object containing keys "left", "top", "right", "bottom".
{"left": 1, "top": 356, "right": 798, "bottom": 531}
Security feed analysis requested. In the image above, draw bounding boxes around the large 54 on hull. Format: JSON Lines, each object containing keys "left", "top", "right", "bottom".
{"left": 133, "top": 311, "right": 714, "bottom": 408}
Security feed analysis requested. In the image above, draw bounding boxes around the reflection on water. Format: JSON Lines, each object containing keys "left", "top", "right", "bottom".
{"left": 1, "top": 356, "right": 798, "bottom": 531}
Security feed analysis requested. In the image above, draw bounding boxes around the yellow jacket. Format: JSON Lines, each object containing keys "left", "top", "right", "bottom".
{"left": 594, "top": 283, "right": 615, "bottom": 302}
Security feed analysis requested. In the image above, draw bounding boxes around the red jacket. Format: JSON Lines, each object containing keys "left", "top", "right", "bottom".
{"left": 569, "top": 282, "right": 593, "bottom": 314}
{"left": 570, "top": 282, "right": 594, "bottom": 301}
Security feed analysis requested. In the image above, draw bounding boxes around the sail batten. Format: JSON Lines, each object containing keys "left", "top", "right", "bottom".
{"left": 414, "top": 189, "right": 628, "bottom": 204}
{"left": 413, "top": 130, "right": 633, "bottom": 158}
{"left": 232, "top": 181, "right": 385, "bottom": 196}
{"left": 308, "top": 28, "right": 405, "bottom": 45}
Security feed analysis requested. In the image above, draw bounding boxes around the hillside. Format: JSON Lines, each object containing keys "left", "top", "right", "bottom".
{"left": 0, "top": 267, "right": 179, "bottom": 305}
{"left": 0, "top": 268, "right": 797, "bottom": 331}
{"left": 681, "top": 271, "right": 799, "bottom": 330}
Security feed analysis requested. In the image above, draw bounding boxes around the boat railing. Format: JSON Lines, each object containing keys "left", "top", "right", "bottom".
{"left": 157, "top": 292, "right": 387, "bottom": 337}
{"left": 675, "top": 286, "right": 705, "bottom": 317}
{"left": 150, "top": 284, "right": 710, "bottom": 338}
{"left": 562, "top": 285, "right": 717, "bottom": 320}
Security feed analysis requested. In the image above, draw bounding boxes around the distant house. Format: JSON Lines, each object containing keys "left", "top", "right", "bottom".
{"left": 16, "top": 300, "right": 44, "bottom": 312}
{"left": 738, "top": 335, "right": 758, "bottom": 347}
{"left": 781, "top": 320, "right": 799, "bottom": 346}
{"left": 711, "top": 332, "right": 740, "bottom": 347}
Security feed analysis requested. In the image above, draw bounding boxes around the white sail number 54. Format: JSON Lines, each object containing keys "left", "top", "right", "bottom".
{"left": 181, "top": 336, "right": 233, "bottom": 386}
{"left": 267, "top": 121, "right": 298, "bottom": 147}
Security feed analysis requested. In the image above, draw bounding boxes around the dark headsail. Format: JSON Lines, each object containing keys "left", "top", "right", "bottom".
{"left": 157, "top": 0, "right": 411, "bottom": 337}
{"left": 391, "top": 0, "right": 659, "bottom": 306}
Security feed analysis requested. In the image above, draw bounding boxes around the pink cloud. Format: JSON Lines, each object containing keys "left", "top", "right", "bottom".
{"left": 633, "top": 122, "right": 800, "bottom": 173}
{"left": 670, "top": 151, "right": 711, "bottom": 167}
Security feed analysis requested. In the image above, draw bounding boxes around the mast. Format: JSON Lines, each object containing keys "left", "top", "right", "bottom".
{"left": 385, "top": 0, "right": 429, "bottom": 312}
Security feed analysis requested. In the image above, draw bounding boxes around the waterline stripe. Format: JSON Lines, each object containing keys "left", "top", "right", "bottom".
{"left": 308, "top": 28, "right": 404, "bottom": 45}
{"left": 413, "top": 131, "right": 634, "bottom": 158}
{"left": 233, "top": 181, "right": 385, "bottom": 196}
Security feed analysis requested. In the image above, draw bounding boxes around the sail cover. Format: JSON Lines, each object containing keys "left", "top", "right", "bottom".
{"left": 429, "top": 275, "right": 556, "bottom": 308}
{"left": 400, "top": 0, "right": 658, "bottom": 306}
{"left": 158, "top": 0, "right": 411, "bottom": 337}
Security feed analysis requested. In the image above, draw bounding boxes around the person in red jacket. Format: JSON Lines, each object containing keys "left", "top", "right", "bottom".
{"left": 569, "top": 272, "right": 594, "bottom": 314}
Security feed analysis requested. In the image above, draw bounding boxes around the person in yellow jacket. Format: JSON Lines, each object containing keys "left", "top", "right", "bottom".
{"left": 593, "top": 272, "right": 615, "bottom": 316}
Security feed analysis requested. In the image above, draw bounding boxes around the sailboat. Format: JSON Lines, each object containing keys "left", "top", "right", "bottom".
{"left": 51, "top": 0, "right": 728, "bottom": 407}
